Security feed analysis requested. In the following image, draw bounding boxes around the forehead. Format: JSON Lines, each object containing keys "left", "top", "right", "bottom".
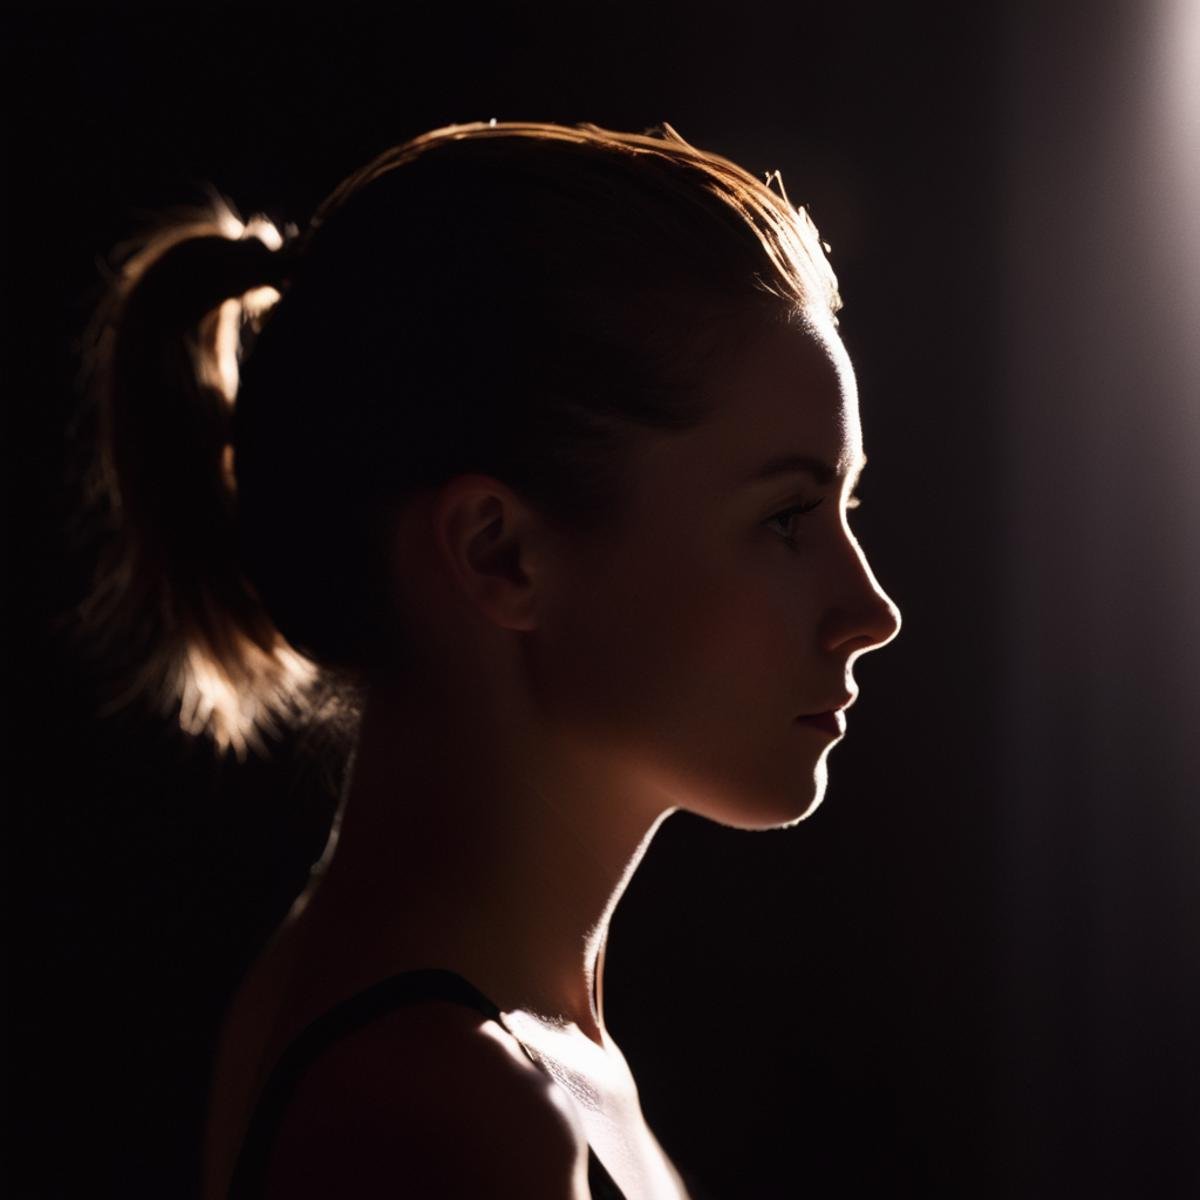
{"left": 667, "top": 314, "right": 862, "bottom": 490}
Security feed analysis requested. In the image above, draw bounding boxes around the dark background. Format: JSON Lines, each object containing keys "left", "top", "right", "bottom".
{"left": 8, "top": 2, "right": 1200, "bottom": 1196}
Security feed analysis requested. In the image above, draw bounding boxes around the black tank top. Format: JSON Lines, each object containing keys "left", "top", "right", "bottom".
{"left": 226, "top": 968, "right": 629, "bottom": 1199}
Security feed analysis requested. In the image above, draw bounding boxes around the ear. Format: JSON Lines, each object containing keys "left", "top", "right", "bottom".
{"left": 429, "top": 474, "right": 545, "bottom": 633}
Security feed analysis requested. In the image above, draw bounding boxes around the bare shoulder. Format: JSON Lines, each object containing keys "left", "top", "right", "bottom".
{"left": 261, "top": 1000, "right": 590, "bottom": 1199}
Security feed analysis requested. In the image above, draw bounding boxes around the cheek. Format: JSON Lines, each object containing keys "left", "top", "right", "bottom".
{"left": 661, "top": 548, "right": 820, "bottom": 722}
{"left": 535, "top": 530, "right": 812, "bottom": 746}
{"left": 533, "top": 539, "right": 690, "bottom": 726}
{"left": 530, "top": 531, "right": 835, "bottom": 826}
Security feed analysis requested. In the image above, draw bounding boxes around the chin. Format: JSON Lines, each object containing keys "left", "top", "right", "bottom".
{"left": 701, "top": 761, "right": 831, "bottom": 832}
{"left": 771, "top": 762, "right": 830, "bottom": 829}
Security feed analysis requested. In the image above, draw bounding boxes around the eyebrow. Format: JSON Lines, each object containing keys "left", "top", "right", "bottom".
{"left": 743, "top": 453, "right": 867, "bottom": 489}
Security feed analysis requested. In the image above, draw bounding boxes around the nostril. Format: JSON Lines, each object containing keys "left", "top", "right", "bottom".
{"left": 820, "top": 587, "right": 901, "bottom": 654}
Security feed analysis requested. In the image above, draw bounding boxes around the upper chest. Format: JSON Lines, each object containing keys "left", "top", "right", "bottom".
{"left": 497, "top": 1010, "right": 690, "bottom": 1200}
{"left": 207, "top": 916, "right": 690, "bottom": 1200}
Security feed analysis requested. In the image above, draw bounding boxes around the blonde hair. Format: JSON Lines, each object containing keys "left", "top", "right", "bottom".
{"left": 67, "top": 120, "right": 841, "bottom": 762}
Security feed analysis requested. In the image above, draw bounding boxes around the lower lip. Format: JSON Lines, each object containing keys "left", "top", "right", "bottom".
{"left": 796, "top": 711, "right": 845, "bottom": 738}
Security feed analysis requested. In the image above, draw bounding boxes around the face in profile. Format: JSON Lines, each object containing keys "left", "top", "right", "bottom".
{"left": 530, "top": 312, "right": 901, "bottom": 830}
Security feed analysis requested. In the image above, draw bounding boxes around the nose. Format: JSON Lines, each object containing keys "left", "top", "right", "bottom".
{"left": 819, "top": 531, "right": 902, "bottom": 656}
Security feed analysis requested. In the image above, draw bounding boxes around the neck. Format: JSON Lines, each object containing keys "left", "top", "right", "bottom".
{"left": 296, "top": 678, "right": 675, "bottom": 1046}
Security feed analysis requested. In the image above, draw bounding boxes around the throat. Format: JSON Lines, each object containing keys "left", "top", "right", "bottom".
{"left": 498, "top": 1007, "right": 635, "bottom": 1114}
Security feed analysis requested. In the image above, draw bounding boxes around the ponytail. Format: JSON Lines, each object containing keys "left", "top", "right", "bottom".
{"left": 71, "top": 193, "right": 328, "bottom": 761}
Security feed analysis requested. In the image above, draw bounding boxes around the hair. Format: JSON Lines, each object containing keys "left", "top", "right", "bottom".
{"left": 67, "top": 120, "right": 841, "bottom": 762}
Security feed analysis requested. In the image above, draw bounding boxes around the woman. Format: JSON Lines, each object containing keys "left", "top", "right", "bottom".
{"left": 77, "top": 121, "right": 900, "bottom": 1199}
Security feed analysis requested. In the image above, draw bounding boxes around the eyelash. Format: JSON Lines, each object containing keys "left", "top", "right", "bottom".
{"left": 765, "top": 494, "right": 862, "bottom": 543}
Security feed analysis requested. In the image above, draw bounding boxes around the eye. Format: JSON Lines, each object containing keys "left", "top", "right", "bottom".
{"left": 765, "top": 497, "right": 825, "bottom": 544}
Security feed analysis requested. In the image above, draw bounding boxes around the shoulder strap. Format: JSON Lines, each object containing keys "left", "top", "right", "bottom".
{"left": 227, "top": 967, "right": 628, "bottom": 1199}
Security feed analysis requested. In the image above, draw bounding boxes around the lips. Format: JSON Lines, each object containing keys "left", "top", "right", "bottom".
{"left": 796, "top": 710, "right": 846, "bottom": 737}
{"left": 795, "top": 693, "right": 855, "bottom": 737}
{"left": 800, "top": 692, "right": 856, "bottom": 717}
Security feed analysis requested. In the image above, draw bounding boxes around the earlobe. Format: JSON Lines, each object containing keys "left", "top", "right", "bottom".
{"left": 433, "top": 475, "right": 541, "bottom": 633}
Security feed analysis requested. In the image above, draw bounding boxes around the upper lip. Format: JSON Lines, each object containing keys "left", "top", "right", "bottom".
{"left": 799, "top": 692, "right": 858, "bottom": 718}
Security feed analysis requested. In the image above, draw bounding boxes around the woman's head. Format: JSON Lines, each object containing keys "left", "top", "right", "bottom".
{"left": 74, "top": 119, "right": 886, "bottom": 778}
{"left": 397, "top": 309, "right": 900, "bottom": 830}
